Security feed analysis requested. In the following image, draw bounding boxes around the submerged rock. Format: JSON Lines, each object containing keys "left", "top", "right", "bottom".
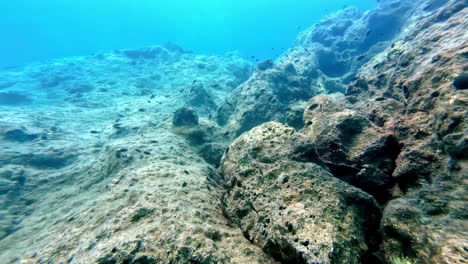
{"left": 172, "top": 106, "right": 199, "bottom": 127}
{"left": 257, "top": 59, "right": 274, "bottom": 71}
{"left": 1, "top": 127, "right": 40, "bottom": 142}
{"left": 0, "top": 0, "right": 466, "bottom": 263}
{"left": 220, "top": 122, "right": 381, "bottom": 263}
{"left": 123, "top": 46, "right": 163, "bottom": 59}
{"left": 301, "top": 95, "right": 400, "bottom": 203}
{"left": 186, "top": 82, "right": 217, "bottom": 112}
{"left": 453, "top": 73, "right": 468, "bottom": 90}
{"left": 0, "top": 91, "right": 31, "bottom": 105}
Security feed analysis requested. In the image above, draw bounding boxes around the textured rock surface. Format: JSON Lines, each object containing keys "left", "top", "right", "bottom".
{"left": 345, "top": 1, "right": 468, "bottom": 262}
{"left": 301, "top": 95, "right": 401, "bottom": 204}
{"left": 220, "top": 122, "right": 381, "bottom": 263}
{"left": 172, "top": 106, "right": 199, "bottom": 127}
{"left": 0, "top": 46, "right": 274, "bottom": 263}
{"left": 218, "top": 0, "right": 467, "bottom": 263}
{"left": 216, "top": 0, "right": 459, "bottom": 138}
{"left": 0, "top": 0, "right": 466, "bottom": 263}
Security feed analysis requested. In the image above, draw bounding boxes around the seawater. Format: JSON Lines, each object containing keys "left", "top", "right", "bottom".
{"left": 0, "top": 0, "right": 375, "bottom": 67}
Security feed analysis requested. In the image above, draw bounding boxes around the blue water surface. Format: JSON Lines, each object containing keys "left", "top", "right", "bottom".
{"left": 0, "top": 0, "right": 376, "bottom": 67}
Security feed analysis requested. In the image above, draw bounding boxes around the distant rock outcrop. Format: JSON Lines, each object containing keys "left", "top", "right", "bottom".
{"left": 216, "top": 0, "right": 458, "bottom": 138}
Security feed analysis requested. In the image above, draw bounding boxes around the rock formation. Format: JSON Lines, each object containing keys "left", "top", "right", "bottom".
{"left": 0, "top": 0, "right": 466, "bottom": 263}
{"left": 217, "top": 0, "right": 467, "bottom": 263}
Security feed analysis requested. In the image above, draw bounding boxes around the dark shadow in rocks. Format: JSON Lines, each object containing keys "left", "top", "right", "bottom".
{"left": 263, "top": 237, "right": 307, "bottom": 264}
{"left": 0, "top": 91, "right": 31, "bottom": 105}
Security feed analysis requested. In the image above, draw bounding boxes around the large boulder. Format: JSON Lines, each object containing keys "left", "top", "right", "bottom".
{"left": 301, "top": 95, "right": 401, "bottom": 203}
{"left": 220, "top": 122, "right": 381, "bottom": 263}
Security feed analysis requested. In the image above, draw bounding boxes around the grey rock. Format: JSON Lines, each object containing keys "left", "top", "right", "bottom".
{"left": 2, "top": 127, "right": 39, "bottom": 142}
{"left": 172, "top": 106, "right": 199, "bottom": 127}
{"left": 257, "top": 59, "right": 274, "bottom": 71}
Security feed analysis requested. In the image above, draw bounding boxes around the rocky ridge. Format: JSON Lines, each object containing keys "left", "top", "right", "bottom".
{"left": 217, "top": 0, "right": 467, "bottom": 263}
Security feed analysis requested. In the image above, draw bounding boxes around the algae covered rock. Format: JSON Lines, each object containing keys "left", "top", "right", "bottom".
{"left": 220, "top": 122, "right": 381, "bottom": 263}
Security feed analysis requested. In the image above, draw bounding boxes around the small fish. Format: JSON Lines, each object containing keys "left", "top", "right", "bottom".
{"left": 89, "top": 130, "right": 100, "bottom": 134}
{"left": 183, "top": 170, "right": 190, "bottom": 175}
{"left": 147, "top": 100, "right": 151, "bottom": 103}
{"left": 138, "top": 108, "right": 145, "bottom": 112}
{"left": 143, "top": 151, "right": 151, "bottom": 155}
{"left": 356, "top": 55, "right": 365, "bottom": 61}
{"left": 423, "top": 4, "right": 432, "bottom": 11}
{"left": 117, "top": 114, "right": 124, "bottom": 118}
{"left": 192, "top": 80, "right": 197, "bottom": 84}
{"left": 113, "top": 123, "right": 122, "bottom": 129}
{"left": 211, "top": 84, "right": 219, "bottom": 88}
{"left": 250, "top": 56, "right": 256, "bottom": 58}
{"left": 366, "top": 30, "right": 372, "bottom": 37}
{"left": 115, "top": 118, "right": 121, "bottom": 123}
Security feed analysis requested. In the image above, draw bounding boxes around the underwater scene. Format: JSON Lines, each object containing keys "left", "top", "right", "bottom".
{"left": 0, "top": 0, "right": 467, "bottom": 263}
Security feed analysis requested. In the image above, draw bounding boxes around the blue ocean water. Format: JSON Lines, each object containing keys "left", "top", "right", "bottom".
{"left": 0, "top": 0, "right": 375, "bottom": 67}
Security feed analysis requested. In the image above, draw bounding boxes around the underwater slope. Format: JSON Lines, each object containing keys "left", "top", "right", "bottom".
{"left": 0, "top": 46, "right": 277, "bottom": 263}
{"left": 0, "top": 0, "right": 466, "bottom": 263}
{"left": 218, "top": 0, "right": 467, "bottom": 263}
